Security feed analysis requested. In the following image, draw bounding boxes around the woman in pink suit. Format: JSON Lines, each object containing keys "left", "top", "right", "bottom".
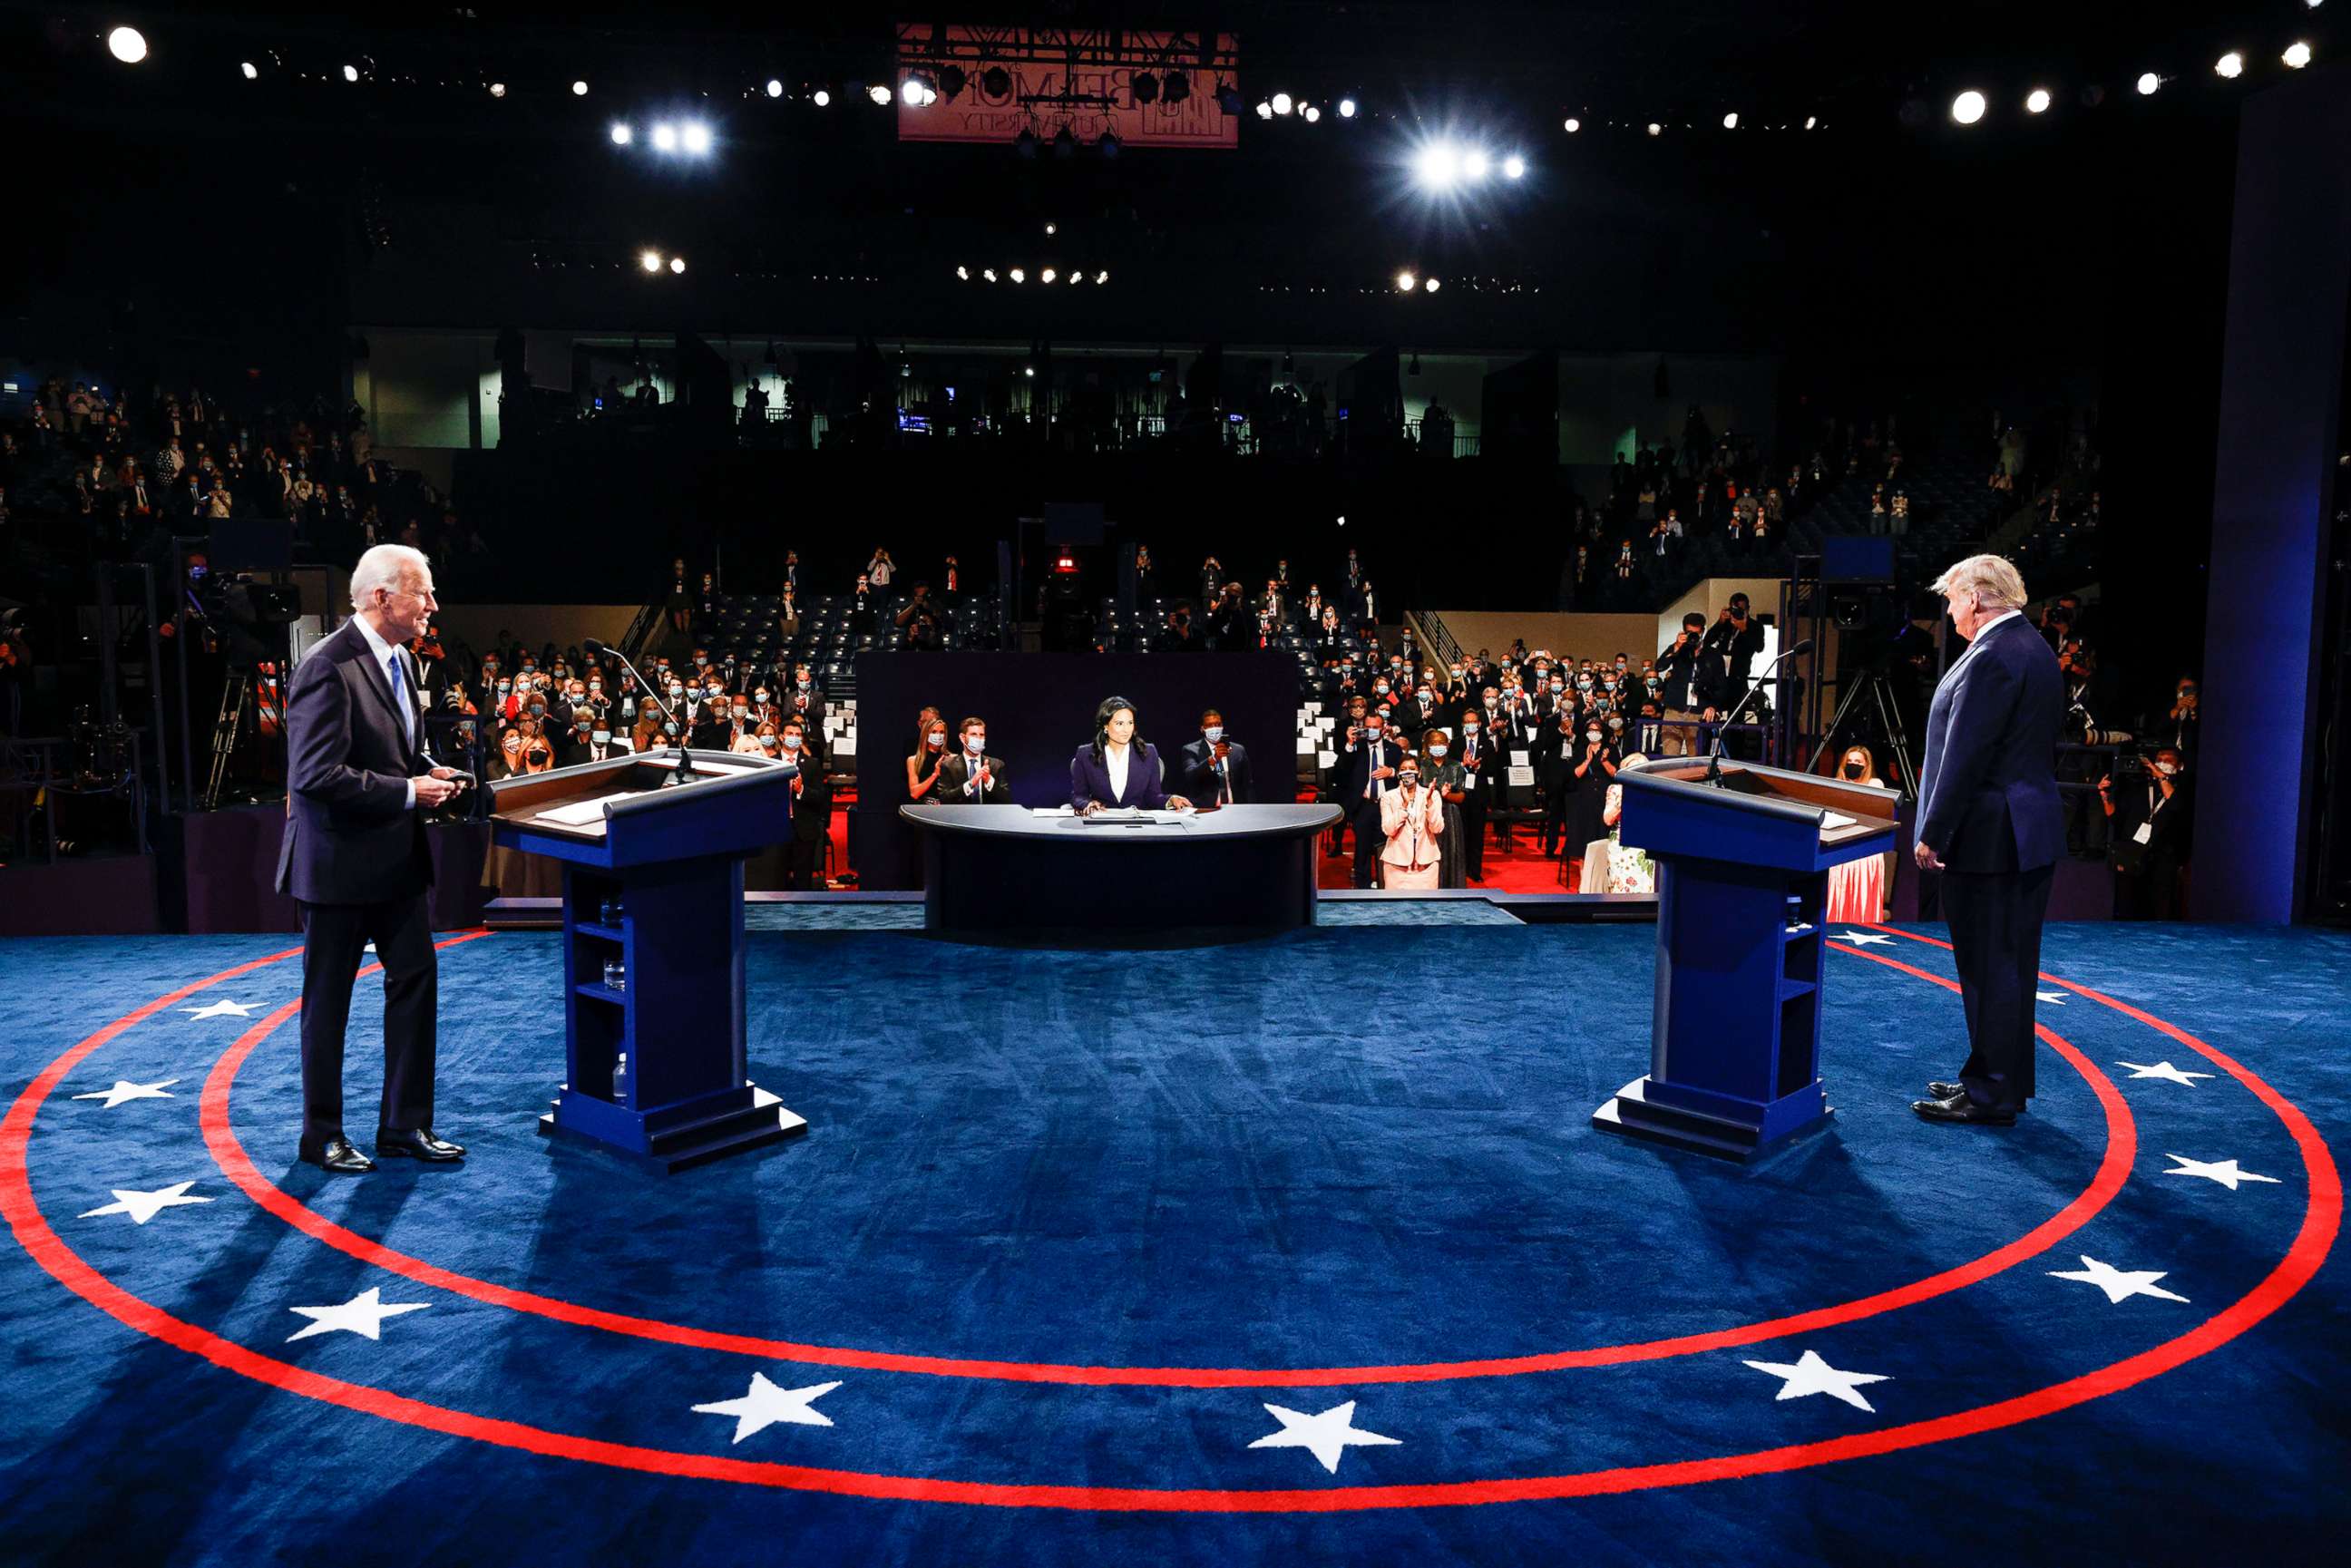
{"left": 1377, "top": 755, "right": 1445, "bottom": 890}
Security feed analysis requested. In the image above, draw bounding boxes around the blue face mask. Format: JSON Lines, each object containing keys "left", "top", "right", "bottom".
{"left": 1204, "top": 726, "right": 1224, "bottom": 743}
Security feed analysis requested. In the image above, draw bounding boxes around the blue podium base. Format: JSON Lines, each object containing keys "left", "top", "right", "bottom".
{"left": 1591, "top": 1075, "right": 1834, "bottom": 1163}
{"left": 538, "top": 1081, "right": 808, "bottom": 1174}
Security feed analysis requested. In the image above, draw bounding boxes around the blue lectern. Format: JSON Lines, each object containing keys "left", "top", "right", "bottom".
{"left": 1594, "top": 756, "right": 1900, "bottom": 1161}
{"left": 488, "top": 750, "right": 806, "bottom": 1172}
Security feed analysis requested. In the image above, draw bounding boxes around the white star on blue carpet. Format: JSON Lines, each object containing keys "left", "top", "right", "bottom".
{"left": 78, "top": 1181, "right": 211, "bottom": 1225}
{"left": 2116, "top": 1060, "right": 2215, "bottom": 1086}
{"left": 2161, "top": 1154, "right": 2281, "bottom": 1192}
{"left": 2050, "top": 1254, "right": 2190, "bottom": 1304}
{"left": 181, "top": 999, "right": 257, "bottom": 1021}
{"left": 692, "top": 1373, "right": 841, "bottom": 1444}
{"left": 72, "top": 1078, "right": 180, "bottom": 1109}
{"left": 1834, "top": 930, "right": 1895, "bottom": 946}
{"left": 1248, "top": 1400, "right": 1401, "bottom": 1474}
{"left": 1742, "top": 1349, "right": 1892, "bottom": 1413}
{"left": 287, "top": 1287, "right": 432, "bottom": 1342}
{"left": 2035, "top": 989, "right": 2068, "bottom": 1005}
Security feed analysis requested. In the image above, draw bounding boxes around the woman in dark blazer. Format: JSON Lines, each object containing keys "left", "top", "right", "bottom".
{"left": 1069, "top": 696, "right": 1195, "bottom": 813}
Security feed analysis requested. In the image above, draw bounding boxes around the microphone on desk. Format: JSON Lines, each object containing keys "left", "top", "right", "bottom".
{"left": 1704, "top": 638, "right": 1814, "bottom": 788}
{"left": 585, "top": 637, "right": 693, "bottom": 786}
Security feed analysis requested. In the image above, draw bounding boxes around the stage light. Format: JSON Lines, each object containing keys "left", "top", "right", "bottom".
{"left": 869, "top": 83, "right": 893, "bottom": 105}
{"left": 1303, "top": 104, "right": 1321, "bottom": 123}
{"left": 572, "top": 80, "right": 589, "bottom": 97}
{"left": 1095, "top": 269, "right": 1108, "bottom": 284}
{"left": 1023, "top": 366, "right": 1035, "bottom": 377}
{"left": 1564, "top": 116, "right": 1580, "bottom": 132}
{"left": 1462, "top": 149, "right": 1490, "bottom": 180}
{"left": 1424, "top": 277, "right": 1440, "bottom": 293}
{"left": 640, "top": 251, "right": 663, "bottom": 273}
{"left": 1015, "top": 127, "right": 1039, "bottom": 157}
{"left": 1052, "top": 124, "right": 1077, "bottom": 157}
{"left": 1395, "top": 269, "right": 1417, "bottom": 291}
{"left": 2136, "top": 72, "right": 2161, "bottom": 95}
{"left": 1044, "top": 221, "right": 1058, "bottom": 235}
{"left": 2215, "top": 51, "right": 2244, "bottom": 79}
{"left": 982, "top": 268, "right": 997, "bottom": 282}
{"left": 955, "top": 265, "right": 969, "bottom": 279}
{"left": 1339, "top": 97, "right": 1358, "bottom": 118}
{"left": 1255, "top": 100, "right": 1273, "bottom": 119}
{"left": 1041, "top": 268, "right": 1058, "bottom": 283}
{"left": 941, "top": 65, "right": 968, "bottom": 100}
{"left": 680, "top": 122, "right": 712, "bottom": 154}
{"left": 610, "top": 124, "right": 634, "bottom": 146}
{"left": 1272, "top": 92, "right": 1293, "bottom": 115}
{"left": 1803, "top": 115, "right": 1816, "bottom": 129}
{"left": 766, "top": 79, "right": 784, "bottom": 98}
{"left": 1132, "top": 71, "right": 1160, "bottom": 105}
{"left": 903, "top": 73, "right": 935, "bottom": 106}
{"left": 1215, "top": 80, "right": 1243, "bottom": 114}
{"left": 1164, "top": 72, "right": 1190, "bottom": 105}
{"left": 669, "top": 256, "right": 685, "bottom": 275}
{"left": 982, "top": 65, "right": 1012, "bottom": 97}
{"left": 1647, "top": 122, "right": 1663, "bottom": 136}
{"left": 1503, "top": 153, "right": 1527, "bottom": 179}
{"left": 2025, "top": 87, "right": 2053, "bottom": 113}
{"left": 1412, "top": 141, "right": 1462, "bottom": 190}
{"left": 489, "top": 83, "right": 506, "bottom": 98}
{"left": 240, "top": 62, "right": 258, "bottom": 81}
{"left": 1337, "top": 515, "right": 1345, "bottom": 527}
{"left": 1010, "top": 268, "right": 1025, "bottom": 283}
{"left": 651, "top": 122, "right": 678, "bottom": 151}
{"left": 1098, "top": 130, "right": 1121, "bottom": 158}
{"left": 2283, "top": 41, "right": 2313, "bottom": 68}
{"left": 811, "top": 88, "right": 831, "bottom": 107}
{"left": 1069, "top": 271, "right": 1083, "bottom": 285}
{"left": 107, "top": 26, "right": 147, "bottom": 64}
{"left": 1722, "top": 112, "right": 1739, "bottom": 130}
{"left": 343, "top": 64, "right": 360, "bottom": 83}
{"left": 1951, "top": 90, "right": 1987, "bottom": 124}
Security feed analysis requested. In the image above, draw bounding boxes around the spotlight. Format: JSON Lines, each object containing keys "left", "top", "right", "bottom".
{"left": 240, "top": 62, "right": 258, "bottom": 81}
{"left": 1424, "top": 277, "right": 1440, "bottom": 293}
{"left": 651, "top": 122, "right": 678, "bottom": 151}
{"left": 982, "top": 268, "right": 997, "bottom": 282}
{"left": 903, "top": 74, "right": 935, "bottom": 106}
{"left": 610, "top": 122, "right": 633, "bottom": 145}
{"left": 1069, "top": 271, "right": 1083, "bottom": 285}
{"left": 1041, "top": 268, "right": 1058, "bottom": 283}
{"left": 2283, "top": 41, "right": 2313, "bottom": 68}
{"left": 669, "top": 256, "right": 686, "bottom": 275}
{"left": 1215, "top": 80, "right": 1244, "bottom": 115}
{"left": 1951, "top": 90, "right": 1987, "bottom": 124}
{"left": 1502, "top": 153, "right": 1527, "bottom": 179}
{"left": 1052, "top": 124, "right": 1077, "bottom": 157}
{"left": 1255, "top": 100, "right": 1273, "bottom": 119}
{"left": 343, "top": 64, "right": 360, "bottom": 83}
{"left": 680, "top": 122, "right": 712, "bottom": 154}
{"left": 956, "top": 265, "right": 969, "bottom": 279}
{"left": 571, "top": 80, "right": 589, "bottom": 97}
{"left": 1722, "top": 112, "right": 1739, "bottom": 130}
{"left": 1302, "top": 104, "right": 1321, "bottom": 123}
{"left": 2026, "top": 87, "right": 2053, "bottom": 114}
{"left": 1803, "top": 114, "right": 1816, "bottom": 129}
{"left": 489, "top": 83, "right": 506, "bottom": 98}
{"left": 941, "top": 65, "right": 968, "bottom": 100}
{"left": 1395, "top": 269, "right": 1417, "bottom": 291}
{"left": 1462, "top": 149, "right": 1490, "bottom": 180}
{"left": 1564, "top": 116, "right": 1581, "bottom": 132}
{"left": 1647, "top": 122, "right": 1663, "bottom": 136}
{"left": 1412, "top": 141, "right": 1462, "bottom": 190}
{"left": 767, "top": 79, "right": 784, "bottom": 98}
{"left": 1095, "top": 269, "right": 1108, "bottom": 284}
{"left": 2136, "top": 72, "right": 2161, "bottom": 95}
{"left": 1015, "top": 127, "right": 1039, "bottom": 158}
{"left": 1132, "top": 70, "right": 1160, "bottom": 105}
{"left": 870, "top": 83, "right": 894, "bottom": 105}
{"left": 1010, "top": 268, "right": 1025, "bottom": 283}
{"left": 1045, "top": 221, "right": 1058, "bottom": 235}
{"left": 1098, "top": 130, "right": 1121, "bottom": 158}
{"left": 2215, "top": 51, "right": 2244, "bottom": 79}
{"left": 106, "top": 26, "right": 147, "bottom": 64}
{"left": 1272, "top": 92, "right": 1293, "bottom": 115}
{"left": 811, "top": 88, "right": 831, "bottom": 107}
{"left": 1164, "top": 72, "right": 1189, "bottom": 105}
{"left": 981, "top": 65, "right": 1012, "bottom": 98}
{"left": 1023, "top": 366, "right": 1035, "bottom": 378}
{"left": 1339, "top": 97, "right": 1358, "bottom": 118}
{"left": 640, "top": 251, "right": 664, "bottom": 273}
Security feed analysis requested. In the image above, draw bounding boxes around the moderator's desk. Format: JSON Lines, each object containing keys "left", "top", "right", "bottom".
{"left": 900, "top": 803, "right": 1342, "bottom": 936}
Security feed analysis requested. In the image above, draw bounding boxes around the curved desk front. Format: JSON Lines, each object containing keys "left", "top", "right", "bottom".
{"left": 898, "top": 803, "right": 1343, "bottom": 937}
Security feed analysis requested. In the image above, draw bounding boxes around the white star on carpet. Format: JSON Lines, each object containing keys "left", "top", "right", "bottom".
{"left": 78, "top": 1181, "right": 211, "bottom": 1225}
{"left": 2161, "top": 1154, "right": 2281, "bottom": 1192}
{"left": 2035, "top": 989, "right": 2068, "bottom": 1005}
{"left": 1248, "top": 1400, "right": 1401, "bottom": 1475}
{"left": 71, "top": 1078, "right": 180, "bottom": 1109}
{"left": 2050, "top": 1254, "right": 2190, "bottom": 1304}
{"left": 2116, "top": 1060, "right": 2215, "bottom": 1086}
{"left": 286, "top": 1286, "right": 432, "bottom": 1342}
{"left": 1834, "top": 930, "right": 1895, "bottom": 946}
{"left": 691, "top": 1373, "right": 842, "bottom": 1444}
{"left": 1741, "top": 1349, "right": 1892, "bottom": 1413}
{"left": 181, "top": 998, "right": 257, "bottom": 1020}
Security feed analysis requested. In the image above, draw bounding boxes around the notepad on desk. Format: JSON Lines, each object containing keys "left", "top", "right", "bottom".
{"left": 1819, "top": 811, "right": 1858, "bottom": 833}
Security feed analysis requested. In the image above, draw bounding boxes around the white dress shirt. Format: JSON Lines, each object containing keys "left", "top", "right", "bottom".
{"left": 1106, "top": 742, "right": 1130, "bottom": 803}
{"left": 352, "top": 614, "right": 419, "bottom": 808}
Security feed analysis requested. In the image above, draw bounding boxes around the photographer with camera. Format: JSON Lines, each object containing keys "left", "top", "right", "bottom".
{"left": 2099, "top": 745, "right": 2192, "bottom": 920}
{"left": 895, "top": 581, "right": 944, "bottom": 652}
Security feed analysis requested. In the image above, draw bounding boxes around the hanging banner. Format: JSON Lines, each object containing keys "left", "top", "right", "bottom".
{"left": 893, "top": 24, "right": 1240, "bottom": 150}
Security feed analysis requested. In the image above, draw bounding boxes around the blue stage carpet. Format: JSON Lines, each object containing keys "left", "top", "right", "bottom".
{"left": 1, "top": 921, "right": 2343, "bottom": 1565}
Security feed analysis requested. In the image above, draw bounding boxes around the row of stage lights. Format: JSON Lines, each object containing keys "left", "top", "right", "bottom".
{"left": 953, "top": 266, "right": 1112, "bottom": 286}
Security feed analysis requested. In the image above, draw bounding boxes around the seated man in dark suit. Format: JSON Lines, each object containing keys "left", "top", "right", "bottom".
{"left": 936, "top": 715, "right": 1010, "bottom": 803}
{"left": 1178, "top": 707, "right": 1254, "bottom": 808}
{"left": 274, "top": 542, "right": 469, "bottom": 1174}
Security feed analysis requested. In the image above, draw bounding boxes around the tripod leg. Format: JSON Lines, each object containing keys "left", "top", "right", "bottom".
{"left": 1806, "top": 671, "right": 1876, "bottom": 774}
{"left": 202, "top": 672, "right": 248, "bottom": 812}
{"left": 1868, "top": 678, "right": 1921, "bottom": 800}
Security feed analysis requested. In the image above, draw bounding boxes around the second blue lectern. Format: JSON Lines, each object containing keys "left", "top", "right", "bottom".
{"left": 1594, "top": 755, "right": 1901, "bottom": 1161}
{"left": 489, "top": 750, "right": 805, "bottom": 1172}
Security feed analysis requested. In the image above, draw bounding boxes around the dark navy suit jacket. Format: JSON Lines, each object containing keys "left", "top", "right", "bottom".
{"left": 1069, "top": 742, "right": 1171, "bottom": 810}
{"left": 275, "top": 619, "right": 436, "bottom": 904}
{"left": 1917, "top": 612, "right": 2064, "bottom": 872}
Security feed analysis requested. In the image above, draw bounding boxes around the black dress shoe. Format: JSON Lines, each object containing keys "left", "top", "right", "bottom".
{"left": 301, "top": 1136, "right": 377, "bottom": 1174}
{"left": 376, "top": 1127, "right": 466, "bottom": 1162}
{"left": 1927, "top": 1080, "right": 1965, "bottom": 1100}
{"left": 1911, "top": 1092, "right": 2016, "bottom": 1126}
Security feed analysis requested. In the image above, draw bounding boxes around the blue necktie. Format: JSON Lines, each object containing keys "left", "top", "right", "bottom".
{"left": 388, "top": 653, "right": 413, "bottom": 750}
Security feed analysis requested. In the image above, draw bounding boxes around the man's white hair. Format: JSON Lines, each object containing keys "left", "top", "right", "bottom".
{"left": 1929, "top": 552, "right": 2027, "bottom": 613}
{"left": 350, "top": 543, "right": 431, "bottom": 610}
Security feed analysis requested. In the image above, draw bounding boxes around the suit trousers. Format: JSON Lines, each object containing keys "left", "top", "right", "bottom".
{"left": 784, "top": 834, "right": 824, "bottom": 890}
{"left": 1352, "top": 798, "right": 1385, "bottom": 888}
{"left": 298, "top": 892, "right": 438, "bottom": 1149}
{"left": 1940, "top": 859, "right": 2054, "bottom": 1109}
{"left": 1458, "top": 793, "right": 1488, "bottom": 877}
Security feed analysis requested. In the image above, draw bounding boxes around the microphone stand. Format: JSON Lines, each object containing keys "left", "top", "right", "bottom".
{"left": 585, "top": 637, "right": 692, "bottom": 786}
{"left": 1704, "top": 639, "right": 1812, "bottom": 787}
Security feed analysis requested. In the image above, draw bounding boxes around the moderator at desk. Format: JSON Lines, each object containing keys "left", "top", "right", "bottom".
{"left": 900, "top": 803, "right": 1342, "bottom": 935}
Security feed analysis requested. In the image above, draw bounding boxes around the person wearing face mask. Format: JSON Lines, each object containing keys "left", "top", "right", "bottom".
{"left": 1657, "top": 610, "right": 1723, "bottom": 756}
{"left": 1534, "top": 707, "right": 1583, "bottom": 858}
{"left": 1339, "top": 705, "right": 1403, "bottom": 888}
{"left": 583, "top": 716, "right": 629, "bottom": 762}
{"left": 2164, "top": 677, "right": 2200, "bottom": 761}
{"left": 938, "top": 716, "right": 1010, "bottom": 803}
{"left": 1375, "top": 750, "right": 1445, "bottom": 891}
{"left": 2099, "top": 746, "right": 2192, "bottom": 920}
{"left": 1825, "top": 745, "right": 1890, "bottom": 923}
{"left": 556, "top": 706, "right": 599, "bottom": 768}
{"left": 1179, "top": 708, "right": 1254, "bottom": 808}
{"left": 907, "top": 707, "right": 951, "bottom": 803}
{"left": 1577, "top": 752, "right": 1656, "bottom": 894}
{"left": 1421, "top": 728, "right": 1470, "bottom": 889}
{"left": 764, "top": 717, "right": 829, "bottom": 888}
{"left": 1451, "top": 706, "right": 1500, "bottom": 880}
